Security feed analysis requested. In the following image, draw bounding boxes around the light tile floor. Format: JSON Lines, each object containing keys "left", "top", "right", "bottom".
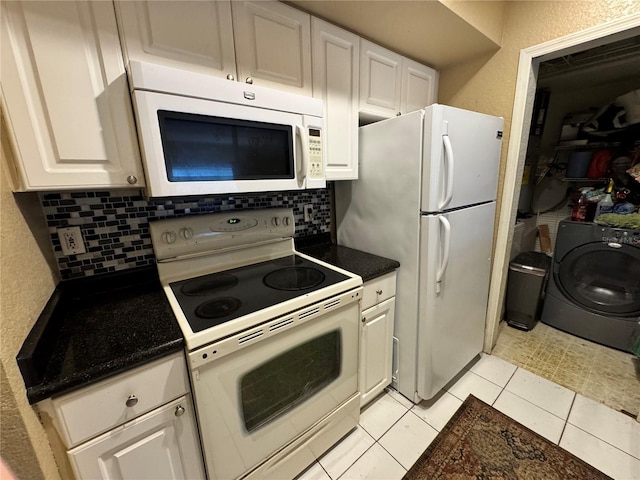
{"left": 296, "top": 354, "right": 640, "bottom": 480}
{"left": 492, "top": 320, "right": 640, "bottom": 416}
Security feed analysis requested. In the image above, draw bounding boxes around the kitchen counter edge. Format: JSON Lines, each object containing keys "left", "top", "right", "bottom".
{"left": 17, "top": 267, "right": 184, "bottom": 405}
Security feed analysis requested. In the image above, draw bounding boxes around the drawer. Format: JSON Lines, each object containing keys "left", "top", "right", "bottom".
{"left": 49, "top": 352, "right": 189, "bottom": 448}
{"left": 362, "top": 272, "right": 397, "bottom": 310}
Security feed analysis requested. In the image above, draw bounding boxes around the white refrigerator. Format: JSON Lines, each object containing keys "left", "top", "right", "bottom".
{"left": 335, "top": 104, "right": 503, "bottom": 402}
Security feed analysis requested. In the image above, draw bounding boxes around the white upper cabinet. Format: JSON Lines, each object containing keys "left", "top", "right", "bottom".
{"left": 115, "top": 0, "right": 236, "bottom": 80}
{"left": 401, "top": 57, "right": 438, "bottom": 116}
{"left": 116, "top": 1, "right": 312, "bottom": 95}
{"left": 312, "top": 18, "right": 359, "bottom": 180}
{"left": 360, "top": 40, "right": 438, "bottom": 120}
{"left": 359, "top": 40, "right": 402, "bottom": 120}
{"left": 231, "top": 1, "right": 312, "bottom": 95}
{"left": 1, "top": 1, "right": 145, "bottom": 191}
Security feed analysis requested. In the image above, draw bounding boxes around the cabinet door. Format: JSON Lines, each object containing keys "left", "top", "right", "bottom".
{"left": 1, "top": 1, "right": 145, "bottom": 190}
{"left": 360, "top": 297, "right": 396, "bottom": 407}
{"left": 68, "top": 396, "right": 205, "bottom": 480}
{"left": 312, "top": 18, "right": 359, "bottom": 180}
{"left": 400, "top": 57, "right": 438, "bottom": 116}
{"left": 231, "top": 1, "right": 312, "bottom": 95}
{"left": 359, "top": 40, "right": 402, "bottom": 120}
{"left": 115, "top": 1, "right": 236, "bottom": 80}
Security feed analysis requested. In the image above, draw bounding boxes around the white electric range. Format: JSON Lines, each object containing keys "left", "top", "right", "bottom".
{"left": 150, "top": 208, "right": 363, "bottom": 480}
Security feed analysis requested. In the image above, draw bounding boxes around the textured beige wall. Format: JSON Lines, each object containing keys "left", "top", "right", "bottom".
{"left": 439, "top": 0, "right": 640, "bottom": 199}
{"left": 1, "top": 122, "right": 61, "bottom": 479}
{"left": 440, "top": 0, "right": 506, "bottom": 45}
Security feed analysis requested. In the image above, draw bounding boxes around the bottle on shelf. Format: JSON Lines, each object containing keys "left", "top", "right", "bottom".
{"left": 594, "top": 179, "right": 615, "bottom": 221}
{"left": 571, "top": 188, "right": 589, "bottom": 222}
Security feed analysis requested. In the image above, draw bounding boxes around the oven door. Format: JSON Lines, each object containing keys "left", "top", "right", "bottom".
{"left": 188, "top": 289, "right": 361, "bottom": 480}
{"left": 133, "top": 90, "right": 324, "bottom": 197}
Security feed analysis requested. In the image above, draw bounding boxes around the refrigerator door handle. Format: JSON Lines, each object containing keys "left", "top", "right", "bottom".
{"left": 441, "top": 133, "right": 454, "bottom": 210}
{"left": 436, "top": 215, "right": 451, "bottom": 294}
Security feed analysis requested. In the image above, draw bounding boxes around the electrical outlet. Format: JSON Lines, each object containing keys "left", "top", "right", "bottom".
{"left": 304, "top": 204, "right": 314, "bottom": 222}
{"left": 57, "top": 226, "right": 86, "bottom": 255}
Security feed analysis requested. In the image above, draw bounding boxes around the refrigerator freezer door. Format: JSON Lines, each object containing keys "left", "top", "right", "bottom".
{"left": 422, "top": 105, "right": 503, "bottom": 213}
{"left": 417, "top": 201, "right": 496, "bottom": 401}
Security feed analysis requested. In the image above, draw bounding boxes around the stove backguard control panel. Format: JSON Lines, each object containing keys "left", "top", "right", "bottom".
{"left": 150, "top": 208, "right": 295, "bottom": 261}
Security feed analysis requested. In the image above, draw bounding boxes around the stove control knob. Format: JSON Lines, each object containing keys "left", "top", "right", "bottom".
{"left": 162, "top": 230, "right": 177, "bottom": 244}
{"left": 283, "top": 216, "right": 291, "bottom": 226}
{"left": 272, "top": 217, "right": 281, "bottom": 226}
{"left": 179, "top": 227, "right": 193, "bottom": 240}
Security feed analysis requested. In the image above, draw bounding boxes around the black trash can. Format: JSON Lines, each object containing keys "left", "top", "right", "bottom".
{"left": 506, "top": 251, "right": 551, "bottom": 331}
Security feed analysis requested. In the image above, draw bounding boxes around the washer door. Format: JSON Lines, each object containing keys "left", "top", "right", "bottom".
{"left": 556, "top": 242, "right": 640, "bottom": 316}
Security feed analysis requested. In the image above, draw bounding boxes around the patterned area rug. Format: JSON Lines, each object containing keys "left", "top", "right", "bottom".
{"left": 404, "top": 395, "right": 611, "bottom": 479}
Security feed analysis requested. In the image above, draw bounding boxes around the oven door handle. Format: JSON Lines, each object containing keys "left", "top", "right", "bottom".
{"left": 295, "top": 125, "right": 308, "bottom": 187}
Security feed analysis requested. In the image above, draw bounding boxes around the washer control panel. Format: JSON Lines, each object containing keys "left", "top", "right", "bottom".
{"left": 598, "top": 227, "right": 640, "bottom": 245}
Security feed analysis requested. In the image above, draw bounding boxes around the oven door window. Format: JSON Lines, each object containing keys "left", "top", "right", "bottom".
{"left": 158, "top": 110, "right": 294, "bottom": 182}
{"left": 557, "top": 243, "right": 640, "bottom": 316}
{"left": 240, "top": 330, "right": 341, "bottom": 433}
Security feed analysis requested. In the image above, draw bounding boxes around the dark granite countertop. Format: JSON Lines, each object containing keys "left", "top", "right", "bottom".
{"left": 296, "top": 234, "right": 400, "bottom": 282}
{"left": 17, "top": 267, "right": 183, "bottom": 404}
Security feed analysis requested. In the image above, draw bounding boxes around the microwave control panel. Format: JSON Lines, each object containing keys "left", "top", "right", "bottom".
{"left": 308, "top": 128, "right": 324, "bottom": 179}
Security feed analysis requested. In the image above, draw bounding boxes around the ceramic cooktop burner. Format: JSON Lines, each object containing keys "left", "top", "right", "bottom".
{"left": 195, "top": 297, "right": 242, "bottom": 319}
{"left": 263, "top": 267, "right": 325, "bottom": 291}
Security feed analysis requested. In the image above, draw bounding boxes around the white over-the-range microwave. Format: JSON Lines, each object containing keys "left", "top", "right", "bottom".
{"left": 128, "top": 61, "right": 325, "bottom": 197}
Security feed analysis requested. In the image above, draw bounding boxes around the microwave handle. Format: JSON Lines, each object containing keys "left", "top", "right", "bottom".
{"left": 295, "top": 125, "right": 308, "bottom": 185}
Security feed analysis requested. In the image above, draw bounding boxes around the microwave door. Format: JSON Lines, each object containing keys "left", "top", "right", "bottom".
{"left": 133, "top": 91, "right": 310, "bottom": 197}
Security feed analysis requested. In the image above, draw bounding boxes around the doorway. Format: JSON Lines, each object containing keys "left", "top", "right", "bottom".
{"left": 484, "top": 14, "right": 640, "bottom": 415}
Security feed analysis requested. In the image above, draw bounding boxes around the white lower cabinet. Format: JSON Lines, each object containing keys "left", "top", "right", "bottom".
{"left": 37, "top": 352, "right": 205, "bottom": 480}
{"left": 360, "top": 272, "right": 397, "bottom": 407}
{"left": 68, "top": 395, "right": 203, "bottom": 480}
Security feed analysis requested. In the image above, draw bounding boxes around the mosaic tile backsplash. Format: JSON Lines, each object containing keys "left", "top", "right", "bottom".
{"left": 41, "top": 188, "right": 331, "bottom": 279}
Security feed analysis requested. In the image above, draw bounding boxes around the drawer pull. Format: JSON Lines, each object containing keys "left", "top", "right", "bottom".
{"left": 125, "top": 395, "right": 138, "bottom": 408}
{"left": 376, "top": 289, "right": 383, "bottom": 295}
{"left": 175, "top": 405, "right": 185, "bottom": 417}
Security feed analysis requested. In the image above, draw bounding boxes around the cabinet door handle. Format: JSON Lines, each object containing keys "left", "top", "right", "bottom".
{"left": 376, "top": 289, "right": 383, "bottom": 295}
{"left": 226, "top": 74, "right": 235, "bottom": 81}
{"left": 175, "top": 405, "right": 185, "bottom": 417}
{"left": 125, "top": 394, "right": 138, "bottom": 407}
{"left": 245, "top": 77, "right": 253, "bottom": 84}
{"left": 126, "top": 175, "right": 137, "bottom": 185}
{"left": 361, "top": 316, "right": 366, "bottom": 323}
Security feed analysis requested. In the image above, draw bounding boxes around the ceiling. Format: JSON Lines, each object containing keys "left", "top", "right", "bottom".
{"left": 538, "top": 35, "right": 640, "bottom": 91}
{"left": 285, "top": 0, "right": 501, "bottom": 69}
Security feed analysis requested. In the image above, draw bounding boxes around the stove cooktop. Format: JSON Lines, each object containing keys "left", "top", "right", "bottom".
{"left": 169, "top": 255, "right": 351, "bottom": 333}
